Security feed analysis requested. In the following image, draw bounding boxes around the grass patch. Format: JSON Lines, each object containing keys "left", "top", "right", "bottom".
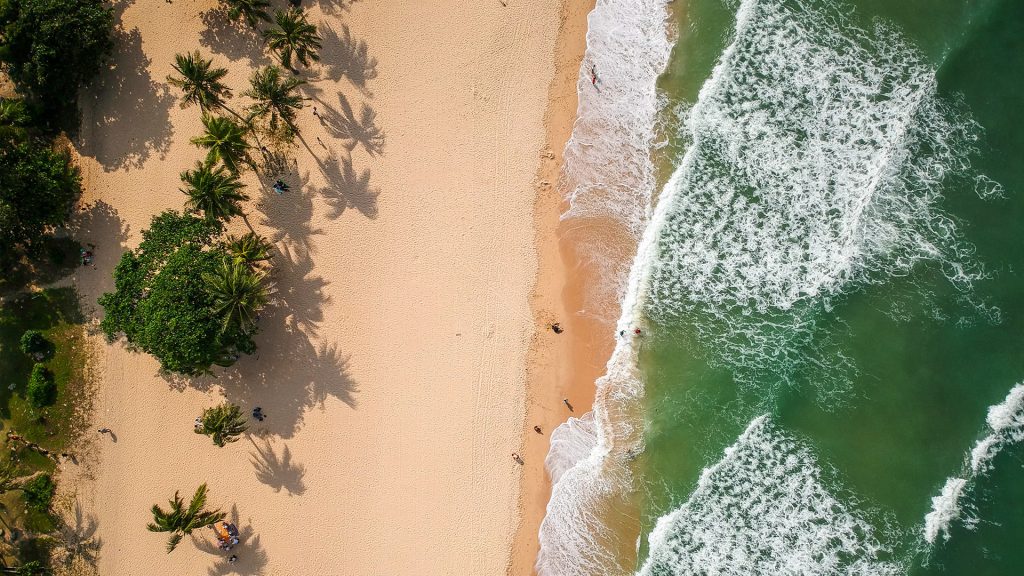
{"left": 0, "top": 288, "right": 87, "bottom": 451}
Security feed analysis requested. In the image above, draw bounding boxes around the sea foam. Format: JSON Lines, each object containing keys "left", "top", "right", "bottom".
{"left": 536, "top": 0, "right": 673, "bottom": 575}
{"left": 638, "top": 416, "right": 903, "bottom": 576}
{"left": 922, "top": 382, "right": 1024, "bottom": 545}
{"left": 647, "top": 0, "right": 994, "bottom": 395}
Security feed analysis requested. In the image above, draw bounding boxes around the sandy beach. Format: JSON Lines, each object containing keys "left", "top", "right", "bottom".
{"left": 64, "top": 0, "right": 590, "bottom": 573}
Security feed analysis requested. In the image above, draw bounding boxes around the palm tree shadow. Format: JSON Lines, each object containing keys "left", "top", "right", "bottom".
{"left": 318, "top": 24, "right": 377, "bottom": 93}
{"left": 199, "top": 8, "right": 273, "bottom": 68}
{"left": 248, "top": 437, "right": 306, "bottom": 495}
{"left": 318, "top": 153, "right": 380, "bottom": 219}
{"left": 79, "top": 25, "right": 174, "bottom": 170}
{"left": 314, "top": 0, "right": 361, "bottom": 16}
{"left": 54, "top": 501, "right": 102, "bottom": 570}
{"left": 320, "top": 93, "right": 385, "bottom": 156}
{"left": 255, "top": 172, "right": 324, "bottom": 261}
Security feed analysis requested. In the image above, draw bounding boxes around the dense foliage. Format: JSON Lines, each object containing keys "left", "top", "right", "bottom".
{"left": 18, "top": 329, "right": 54, "bottom": 360}
{"left": 98, "top": 211, "right": 258, "bottom": 375}
{"left": 0, "top": 0, "right": 114, "bottom": 127}
{"left": 0, "top": 139, "right": 81, "bottom": 269}
{"left": 21, "top": 473, "right": 54, "bottom": 512}
{"left": 25, "top": 363, "right": 56, "bottom": 408}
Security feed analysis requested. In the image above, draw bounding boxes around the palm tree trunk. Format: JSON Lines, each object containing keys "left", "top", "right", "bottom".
{"left": 240, "top": 212, "right": 257, "bottom": 235}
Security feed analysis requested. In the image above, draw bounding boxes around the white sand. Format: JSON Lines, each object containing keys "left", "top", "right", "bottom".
{"left": 68, "top": 0, "right": 562, "bottom": 573}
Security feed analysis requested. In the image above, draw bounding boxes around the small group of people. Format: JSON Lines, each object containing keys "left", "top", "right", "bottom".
{"left": 272, "top": 180, "right": 290, "bottom": 195}
{"left": 252, "top": 406, "right": 266, "bottom": 422}
{"left": 215, "top": 520, "right": 240, "bottom": 551}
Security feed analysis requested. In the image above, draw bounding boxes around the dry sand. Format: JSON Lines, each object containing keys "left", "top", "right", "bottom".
{"left": 64, "top": 0, "right": 588, "bottom": 573}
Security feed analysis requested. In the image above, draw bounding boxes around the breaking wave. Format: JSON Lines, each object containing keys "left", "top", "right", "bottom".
{"left": 638, "top": 416, "right": 905, "bottom": 576}
{"left": 923, "top": 382, "right": 1024, "bottom": 545}
{"left": 646, "top": 0, "right": 996, "bottom": 396}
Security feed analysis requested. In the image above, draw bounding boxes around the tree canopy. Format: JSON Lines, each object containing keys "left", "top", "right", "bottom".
{"left": 98, "top": 211, "right": 257, "bottom": 375}
{"left": 0, "top": 139, "right": 81, "bottom": 268}
{"left": 0, "top": 0, "right": 114, "bottom": 127}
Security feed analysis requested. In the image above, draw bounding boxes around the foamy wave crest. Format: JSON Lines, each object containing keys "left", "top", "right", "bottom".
{"left": 562, "top": 0, "right": 672, "bottom": 236}
{"left": 922, "top": 382, "right": 1024, "bottom": 545}
{"left": 536, "top": 0, "right": 673, "bottom": 574}
{"left": 646, "top": 0, "right": 995, "bottom": 394}
{"left": 638, "top": 415, "right": 903, "bottom": 576}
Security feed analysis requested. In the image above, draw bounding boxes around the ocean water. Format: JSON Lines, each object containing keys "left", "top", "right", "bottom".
{"left": 538, "top": 0, "right": 1024, "bottom": 574}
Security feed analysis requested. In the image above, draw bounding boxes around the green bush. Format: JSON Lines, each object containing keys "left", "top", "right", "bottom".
{"left": 26, "top": 363, "right": 56, "bottom": 408}
{"left": 21, "top": 474, "right": 54, "bottom": 512}
{"left": 19, "top": 329, "right": 54, "bottom": 360}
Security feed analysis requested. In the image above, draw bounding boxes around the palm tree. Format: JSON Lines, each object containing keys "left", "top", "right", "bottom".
{"left": 191, "top": 114, "right": 252, "bottom": 174}
{"left": 243, "top": 66, "right": 306, "bottom": 135}
{"left": 221, "top": 0, "right": 271, "bottom": 29}
{"left": 147, "top": 484, "right": 225, "bottom": 553}
{"left": 263, "top": 9, "right": 322, "bottom": 72}
{"left": 204, "top": 257, "right": 269, "bottom": 335}
{"left": 225, "top": 233, "right": 274, "bottom": 267}
{"left": 195, "top": 402, "right": 249, "bottom": 447}
{"left": 180, "top": 161, "right": 251, "bottom": 230}
{"left": 166, "top": 52, "right": 236, "bottom": 115}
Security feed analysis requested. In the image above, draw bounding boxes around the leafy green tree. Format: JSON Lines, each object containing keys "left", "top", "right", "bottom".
{"left": 147, "top": 484, "right": 225, "bottom": 553}
{"left": 0, "top": 0, "right": 114, "bottom": 127}
{"left": 221, "top": 0, "right": 270, "bottom": 29}
{"left": 19, "top": 330, "right": 54, "bottom": 361}
{"left": 179, "top": 161, "right": 251, "bottom": 231}
{"left": 26, "top": 363, "right": 56, "bottom": 408}
{"left": 204, "top": 257, "right": 268, "bottom": 336}
{"left": 0, "top": 140, "right": 81, "bottom": 269}
{"left": 263, "top": 9, "right": 321, "bottom": 73}
{"left": 225, "top": 233, "right": 273, "bottom": 267}
{"left": 195, "top": 402, "right": 248, "bottom": 447}
{"left": 20, "top": 473, "right": 54, "bottom": 512}
{"left": 243, "top": 65, "right": 305, "bottom": 136}
{"left": 191, "top": 114, "right": 251, "bottom": 174}
{"left": 98, "top": 211, "right": 257, "bottom": 375}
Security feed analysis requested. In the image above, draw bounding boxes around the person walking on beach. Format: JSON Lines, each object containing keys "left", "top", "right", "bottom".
{"left": 534, "top": 425, "right": 542, "bottom": 434}
{"left": 97, "top": 428, "right": 111, "bottom": 434}
{"left": 512, "top": 452, "right": 523, "bottom": 464}
{"left": 317, "top": 136, "right": 326, "bottom": 148}
{"left": 313, "top": 106, "right": 320, "bottom": 119}
{"left": 591, "top": 65, "right": 600, "bottom": 92}
{"left": 563, "top": 398, "right": 573, "bottom": 412}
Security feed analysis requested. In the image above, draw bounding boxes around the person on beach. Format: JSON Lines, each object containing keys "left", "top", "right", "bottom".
{"left": 97, "top": 428, "right": 111, "bottom": 434}
{"left": 512, "top": 452, "right": 523, "bottom": 464}
{"left": 229, "top": 555, "right": 238, "bottom": 563}
{"left": 634, "top": 328, "right": 642, "bottom": 336}
{"left": 551, "top": 323, "right": 563, "bottom": 334}
{"left": 313, "top": 106, "right": 320, "bottom": 119}
{"left": 562, "top": 398, "right": 573, "bottom": 412}
{"left": 317, "top": 136, "right": 326, "bottom": 148}
{"left": 253, "top": 407, "right": 265, "bottom": 421}
{"left": 534, "top": 425, "right": 542, "bottom": 434}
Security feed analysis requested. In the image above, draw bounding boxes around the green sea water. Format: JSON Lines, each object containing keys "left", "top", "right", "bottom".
{"left": 636, "top": 0, "right": 1024, "bottom": 573}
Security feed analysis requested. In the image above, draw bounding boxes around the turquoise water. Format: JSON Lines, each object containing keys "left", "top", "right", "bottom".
{"left": 637, "top": 0, "right": 1024, "bottom": 574}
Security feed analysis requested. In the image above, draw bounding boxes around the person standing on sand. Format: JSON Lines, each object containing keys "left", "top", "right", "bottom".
{"left": 534, "top": 425, "right": 542, "bottom": 434}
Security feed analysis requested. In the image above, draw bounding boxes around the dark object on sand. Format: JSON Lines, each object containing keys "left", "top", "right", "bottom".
{"left": 551, "top": 323, "right": 563, "bottom": 334}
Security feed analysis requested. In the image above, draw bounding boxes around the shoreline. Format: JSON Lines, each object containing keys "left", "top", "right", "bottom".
{"left": 509, "top": 0, "right": 617, "bottom": 574}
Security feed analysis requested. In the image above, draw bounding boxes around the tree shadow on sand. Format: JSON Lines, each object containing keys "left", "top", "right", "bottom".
{"left": 318, "top": 152, "right": 379, "bottom": 219}
{"left": 79, "top": 25, "right": 174, "bottom": 170}
{"left": 54, "top": 501, "right": 102, "bottom": 570}
{"left": 67, "top": 200, "right": 131, "bottom": 306}
{"left": 199, "top": 8, "right": 273, "bottom": 68}
{"left": 319, "top": 93, "right": 385, "bottom": 156}
{"left": 191, "top": 505, "right": 269, "bottom": 576}
{"left": 318, "top": 24, "right": 377, "bottom": 93}
{"left": 248, "top": 436, "right": 306, "bottom": 495}
{"left": 314, "top": 0, "right": 362, "bottom": 16}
